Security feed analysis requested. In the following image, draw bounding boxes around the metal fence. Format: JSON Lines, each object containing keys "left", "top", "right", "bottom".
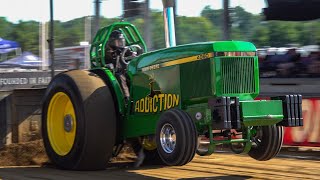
{"left": 0, "top": 93, "right": 8, "bottom": 148}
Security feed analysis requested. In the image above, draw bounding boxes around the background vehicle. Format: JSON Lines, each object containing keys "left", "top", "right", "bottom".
{"left": 41, "top": 0, "right": 303, "bottom": 170}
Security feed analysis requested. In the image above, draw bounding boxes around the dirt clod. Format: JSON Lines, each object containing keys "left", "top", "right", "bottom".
{"left": 0, "top": 140, "right": 137, "bottom": 167}
{"left": 0, "top": 140, "right": 48, "bottom": 166}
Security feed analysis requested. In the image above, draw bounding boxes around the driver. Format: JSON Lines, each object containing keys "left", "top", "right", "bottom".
{"left": 105, "top": 30, "right": 136, "bottom": 103}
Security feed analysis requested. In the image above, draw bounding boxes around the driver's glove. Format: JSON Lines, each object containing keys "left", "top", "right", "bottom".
{"left": 132, "top": 51, "right": 137, "bottom": 57}
{"left": 106, "top": 63, "right": 114, "bottom": 70}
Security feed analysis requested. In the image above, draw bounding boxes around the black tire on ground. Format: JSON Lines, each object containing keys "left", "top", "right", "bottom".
{"left": 41, "top": 70, "right": 117, "bottom": 170}
{"left": 156, "top": 109, "right": 197, "bottom": 166}
{"left": 248, "top": 125, "right": 284, "bottom": 161}
{"left": 130, "top": 138, "right": 164, "bottom": 165}
{"left": 230, "top": 142, "right": 245, "bottom": 154}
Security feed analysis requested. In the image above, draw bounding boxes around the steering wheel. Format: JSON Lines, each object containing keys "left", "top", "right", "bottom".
{"left": 121, "top": 44, "right": 143, "bottom": 65}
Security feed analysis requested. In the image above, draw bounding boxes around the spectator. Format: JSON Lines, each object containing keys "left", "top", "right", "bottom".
{"left": 276, "top": 48, "right": 300, "bottom": 77}
{"left": 306, "top": 51, "right": 320, "bottom": 77}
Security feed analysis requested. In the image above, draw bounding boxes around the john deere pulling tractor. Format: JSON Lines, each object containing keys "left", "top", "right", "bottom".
{"left": 41, "top": 1, "right": 303, "bottom": 170}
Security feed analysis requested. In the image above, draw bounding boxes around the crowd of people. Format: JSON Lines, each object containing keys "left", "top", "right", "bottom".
{"left": 258, "top": 47, "right": 320, "bottom": 78}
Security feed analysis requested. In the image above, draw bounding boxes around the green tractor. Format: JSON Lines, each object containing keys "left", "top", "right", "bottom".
{"left": 41, "top": 2, "right": 303, "bottom": 171}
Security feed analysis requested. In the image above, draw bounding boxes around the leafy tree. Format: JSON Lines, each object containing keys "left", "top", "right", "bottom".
{"left": 251, "top": 23, "right": 270, "bottom": 47}
{"left": 230, "top": 6, "right": 255, "bottom": 40}
{"left": 9, "top": 21, "right": 39, "bottom": 54}
{"left": 100, "top": 17, "right": 122, "bottom": 28}
{"left": 50, "top": 18, "right": 89, "bottom": 48}
{"left": 177, "top": 16, "right": 220, "bottom": 44}
{"left": 150, "top": 11, "right": 166, "bottom": 49}
{"left": 0, "top": 7, "right": 319, "bottom": 57}
{"left": 200, "top": 6, "right": 224, "bottom": 28}
{"left": 230, "top": 27, "right": 243, "bottom": 41}
{"left": 200, "top": 6, "right": 258, "bottom": 41}
{"left": 304, "top": 21, "right": 320, "bottom": 45}
{"left": 130, "top": 18, "right": 145, "bottom": 37}
{"left": 264, "top": 21, "right": 299, "bottom": 47}
{"left": 0, "top": 17, "right": 13, "bottom": 38}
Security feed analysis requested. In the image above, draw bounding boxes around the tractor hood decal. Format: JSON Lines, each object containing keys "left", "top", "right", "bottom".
{"left": 135, "top": 93, "right": 180, "bottom": 113}
{"left": 141, "top": 52, "right": 214, "bottom": 72}
{"left": 135, "top": 75, "right": 180, "bottom": 113}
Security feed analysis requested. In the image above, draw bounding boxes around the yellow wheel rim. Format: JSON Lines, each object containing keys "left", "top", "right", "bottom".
{"left": 47, "top": 92, "right": 77, "bottom": 156}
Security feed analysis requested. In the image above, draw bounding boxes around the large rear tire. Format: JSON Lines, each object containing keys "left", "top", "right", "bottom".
{"left": 42, "top": 70, "right": 117, "bottom": 170}
{"left": 248, "top": 125, "right": 283, "bottom": 161}
{"left": 156, "top": 109, "right": 197, "bottom": 166}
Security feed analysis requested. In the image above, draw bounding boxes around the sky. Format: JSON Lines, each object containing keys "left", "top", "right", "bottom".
{"left": 0, "top": 0, "right": 266, "bottom": 23}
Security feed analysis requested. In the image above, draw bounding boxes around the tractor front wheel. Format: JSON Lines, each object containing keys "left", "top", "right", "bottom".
{"left": 248, "top": 125, "right": 283, "bottom": 161}
{"left": 156, "top": 109, "right": 197, "bottom": 166}
{"left": 42, "top": 70, "right": 117, "bottom": 170}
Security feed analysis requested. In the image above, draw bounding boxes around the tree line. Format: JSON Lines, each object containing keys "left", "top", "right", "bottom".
{"left": 0, "top": 6, "right": 319, "bottom": 57}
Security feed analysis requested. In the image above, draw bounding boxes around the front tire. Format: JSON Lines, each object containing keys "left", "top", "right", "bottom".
{"left": 156, "top": 109, "right": 197, "bottom": 166}
{"left": 42, "top": 70, "right": 117, "bottom": 170}
{"left": 248, "top": 125, "right": 283, "bottom": 161}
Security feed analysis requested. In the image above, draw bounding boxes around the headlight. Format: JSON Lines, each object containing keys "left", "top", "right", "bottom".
{"left": 215, "top": 51, "right": 257, "bottom": 57}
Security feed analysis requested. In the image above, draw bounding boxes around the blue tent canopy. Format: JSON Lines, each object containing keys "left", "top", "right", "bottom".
{"left": 0, "top": 38, "right": 20, "bottom": 54}
{"left": 0, "top": 51, "right": 42, "bottom": 68}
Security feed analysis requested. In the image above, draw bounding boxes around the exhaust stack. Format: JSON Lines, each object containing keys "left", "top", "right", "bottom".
{"left": 162, "top": 0, "right": 176, "bottom": 47}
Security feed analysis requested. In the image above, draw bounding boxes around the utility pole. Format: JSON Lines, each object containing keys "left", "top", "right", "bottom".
{"left": 94, "top": 0, "right": 101, "bottom": 35}
{"left": 144, "top": 0, "right": 152, "bottom": 50}
{"left": 49, "top": 0, "right": 55, "bottom": 78}
{"left": 223, "top": 0, "right": 230, "bottom": 40}
{"left": 40, "top": 22, "right": 47, "bottom": 70}
{"left": 174, "top": 0, "right": 178, "bottom": 44}
{"left": 162, "top": 0, "right": 176, "bottom": 47}
{"left": 84, "top": 16, "right": 92, "bottom": 69}
{"left": 85, "top": 16, "right": 92, "bottom": 43}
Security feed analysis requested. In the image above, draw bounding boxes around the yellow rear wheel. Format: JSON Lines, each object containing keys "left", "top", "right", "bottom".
{"left": 47, "top": 92, "right": 76, "bottom": 156}
{"left": 42, "top": 70, "right": 117, "bottom": 170}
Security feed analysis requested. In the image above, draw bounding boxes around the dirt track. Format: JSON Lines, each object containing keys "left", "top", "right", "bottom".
{"left": 1, "top": 150, "right": 320, "bottom": 180}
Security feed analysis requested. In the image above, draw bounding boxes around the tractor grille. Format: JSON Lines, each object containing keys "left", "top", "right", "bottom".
{"left": 181, "top": 59, "right": 211, "bottom": 100}
{"left": 220, "top": 57, "right": 256, "bottom": 94}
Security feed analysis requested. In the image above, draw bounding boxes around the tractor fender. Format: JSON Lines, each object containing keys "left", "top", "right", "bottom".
{"left": 90, "top": 68, "right": 125, "bottom": 117}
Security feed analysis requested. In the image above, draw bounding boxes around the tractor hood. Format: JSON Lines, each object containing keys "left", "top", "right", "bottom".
{"left": 212, "top": 41, "right": 256, "bottom": 52}
{"left": 128, "top": 41, "right": 257, "bottom": 73}
{"left": 128, "top": 40, "right": 259, "bottom": 103}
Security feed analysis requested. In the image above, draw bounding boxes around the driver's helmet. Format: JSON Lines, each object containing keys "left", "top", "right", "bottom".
{"left": 108, "top": 30, "right": 126, "bottom": 49}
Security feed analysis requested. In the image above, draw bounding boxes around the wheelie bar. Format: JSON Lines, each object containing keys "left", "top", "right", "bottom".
{"left": 271, "top": 94, "right": 303, "bottom": 127}
{"left": 208, "top": 97, "right": 241, "bottom": 130}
